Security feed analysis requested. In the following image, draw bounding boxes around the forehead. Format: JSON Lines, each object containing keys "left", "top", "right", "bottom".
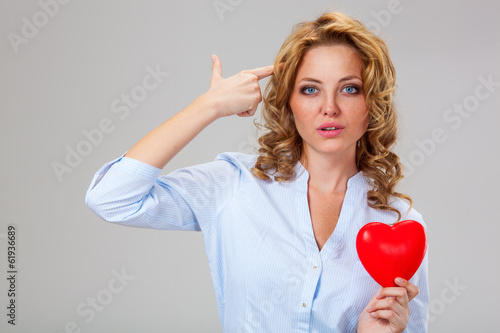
{"left": 295, "top": 44, "right": 363, "bottom": 80}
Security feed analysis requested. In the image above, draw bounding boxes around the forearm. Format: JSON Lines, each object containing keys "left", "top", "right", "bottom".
{"left": 124, "top": 93, "right": 219, "bottom": 169}
{"left": 123, "top": 54, "right": 274, "bottom": 169}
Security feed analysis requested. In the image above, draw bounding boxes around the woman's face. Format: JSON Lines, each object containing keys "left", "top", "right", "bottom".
{"left": 289, "top": 44, "right": 368, "bottom": 163}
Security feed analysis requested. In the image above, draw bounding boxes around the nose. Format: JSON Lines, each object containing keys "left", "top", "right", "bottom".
{"left": 322, "top": 93, "right": 338, "bottom": 116}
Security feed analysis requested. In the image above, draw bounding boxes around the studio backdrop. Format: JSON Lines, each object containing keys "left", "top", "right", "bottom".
{"left": 1, "top": 0, "right": 499, "bottom": 332}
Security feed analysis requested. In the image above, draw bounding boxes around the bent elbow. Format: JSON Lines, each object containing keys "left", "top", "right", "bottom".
{"left": 85, "top": 190, "right": 132, "bottom": 223}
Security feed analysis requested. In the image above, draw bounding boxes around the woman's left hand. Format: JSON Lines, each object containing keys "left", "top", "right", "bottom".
{"left": 357, "top": 277, "right": 419, "bottom": 333}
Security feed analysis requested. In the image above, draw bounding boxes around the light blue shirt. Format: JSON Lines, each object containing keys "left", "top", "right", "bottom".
{"left": 85, "top": 151, "right": 429, "bottom": 332}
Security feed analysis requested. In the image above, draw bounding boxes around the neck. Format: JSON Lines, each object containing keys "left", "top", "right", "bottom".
{"left": 300, "top": 148, "right": 359, "bottom": 194}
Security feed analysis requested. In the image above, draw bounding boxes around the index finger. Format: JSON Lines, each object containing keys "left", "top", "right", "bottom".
{"left": 247, "top": 65, "right": 274, "bottom": 80}
{"left": 395, "top": 277, "right": 419, "bottom": 302}
{"left": 376, "top": 286, "right": 409, "bottom": 309}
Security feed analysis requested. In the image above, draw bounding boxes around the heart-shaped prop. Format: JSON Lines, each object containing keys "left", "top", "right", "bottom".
{"left": 356, "top": 220, "right": 427, "bottom": 288}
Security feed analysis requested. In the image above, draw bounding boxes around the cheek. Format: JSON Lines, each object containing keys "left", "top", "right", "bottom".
{"left": 357, "top": 113, "right": 369, "bottom": 136}
{"left": 353, "top": 100, "right": 369, "bottom": 126}
{"left": 289, "top": 92, "right": 305, "bottom": 113}
{"left": 361, "top": 110, "right": 369, "bottom": 130}
{"left": 289, "top": 95, "right": 310, "bottom": 124}
{"left": 346, "top": 101, "right": 369, "bottom": 136}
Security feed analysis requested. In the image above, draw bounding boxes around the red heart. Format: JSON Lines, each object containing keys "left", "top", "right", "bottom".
{"left": 356, "top": 220, "right": 427, "bottom": 288}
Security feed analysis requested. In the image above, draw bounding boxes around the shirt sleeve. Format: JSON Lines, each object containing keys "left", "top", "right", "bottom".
{"left": 406, "top": 218, "right": 430, "bottom": 333}
{"left": 85, "top": 152, "right": 242, "bottom": 231}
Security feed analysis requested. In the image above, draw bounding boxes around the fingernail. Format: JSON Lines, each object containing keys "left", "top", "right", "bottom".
{"left": 396, "top": 277, "right": 404, "bottom": 284}
{"left": 211, "top": 55, "right": 216, "bottom": 63}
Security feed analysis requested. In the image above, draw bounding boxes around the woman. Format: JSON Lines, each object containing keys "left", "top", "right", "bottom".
{"left": 86, "top": 11, "right": 429, "bottom": 332}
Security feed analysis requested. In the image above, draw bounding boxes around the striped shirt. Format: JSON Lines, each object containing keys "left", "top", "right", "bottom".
{"left": 85, "top": 151, "right": 429, "bottom": 332}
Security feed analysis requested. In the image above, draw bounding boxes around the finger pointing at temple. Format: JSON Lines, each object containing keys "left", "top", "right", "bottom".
{"left": 205, "top": 55, "right": 279, "bottom": 118}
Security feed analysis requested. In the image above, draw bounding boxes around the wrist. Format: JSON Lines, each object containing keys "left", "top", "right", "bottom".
{"left": 192, "top": 92, "right": 222, "bottom": 121}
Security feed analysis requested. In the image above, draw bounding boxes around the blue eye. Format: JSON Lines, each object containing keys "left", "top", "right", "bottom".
{"left": 301, "top": 86, "right": 317, "bottom": 94}
{"left": 343, "top": 85, "right": 359, "bottom": 94}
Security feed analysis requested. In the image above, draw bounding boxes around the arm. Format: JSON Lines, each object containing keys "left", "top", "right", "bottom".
{"left": 85, "top": 152, "right": 243, "bottom": 230}
{"left": 85, "top": 56, "right": 275, "bottom": 228}
{"left": 124, "top": 54, "right": 275, "bottom": 169}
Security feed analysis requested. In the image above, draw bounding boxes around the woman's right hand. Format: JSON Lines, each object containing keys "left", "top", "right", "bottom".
{"left": 123, "top": 55, "right": 277, "bottom": 169}
{"left": 201, "top": 54, "right": 275, "bottom": 118}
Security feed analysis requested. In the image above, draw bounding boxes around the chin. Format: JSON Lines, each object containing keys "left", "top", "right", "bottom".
{"left": 313, "top": 143, "right": 356, "bottom": 157}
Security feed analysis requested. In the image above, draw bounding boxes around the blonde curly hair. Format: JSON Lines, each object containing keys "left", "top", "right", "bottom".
{"left": 251, "top": 11, "right": 412, "bottom": 221}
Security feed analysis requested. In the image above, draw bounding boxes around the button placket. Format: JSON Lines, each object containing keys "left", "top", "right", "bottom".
{"left": 299, "top": 255, "right": 321, "bottom": 322}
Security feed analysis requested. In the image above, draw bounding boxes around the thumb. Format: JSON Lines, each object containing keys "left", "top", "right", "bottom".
{"left": 210, "top": 54, "right": 222, "bottom": 87}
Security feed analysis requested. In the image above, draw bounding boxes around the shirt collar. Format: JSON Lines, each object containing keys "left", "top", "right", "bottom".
{"left": 294, "top": 160, "right": 366, "bottom": 190}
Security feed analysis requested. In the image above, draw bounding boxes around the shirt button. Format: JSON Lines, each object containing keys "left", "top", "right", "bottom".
{"left": 313, "top": 266, "right": 317, "bottom": 269}
{"left": 302, "top": 303, "right": 306, "bottom": 308}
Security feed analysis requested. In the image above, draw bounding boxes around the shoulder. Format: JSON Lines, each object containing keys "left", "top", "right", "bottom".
{"left": 359, "top": 172, "right": 427, "bottom": 229}
{"left": 215, "top": 152, "right": 305, "bottom": 183}
{"left": 159, "top": 152, "right": 258, "bottom": 188}
{"left": 214, "top": 151, "right": 258, "bottom": 172}
{"left": 389, "top": 196, "right": 427, "bottom": 229}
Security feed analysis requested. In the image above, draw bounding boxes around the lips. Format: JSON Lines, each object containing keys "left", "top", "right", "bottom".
{"left": 316, "top": 122, "right": 344, "bottom": 138}
{"left": 318, "top": 122, "right": 344, "bottom": 131}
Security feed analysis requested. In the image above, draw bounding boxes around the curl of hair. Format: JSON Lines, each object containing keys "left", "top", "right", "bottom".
{"left": 251, "top": 11, "right": 412, "bottom": 221}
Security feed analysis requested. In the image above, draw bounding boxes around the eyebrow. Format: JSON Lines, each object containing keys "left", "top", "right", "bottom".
{"left": 298, "top": 75, "right": 362, "bottom": 84}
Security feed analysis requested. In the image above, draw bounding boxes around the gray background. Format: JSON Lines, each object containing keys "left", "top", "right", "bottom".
{"left": 1, "top": 0, "right": 499, "bottom": 332}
